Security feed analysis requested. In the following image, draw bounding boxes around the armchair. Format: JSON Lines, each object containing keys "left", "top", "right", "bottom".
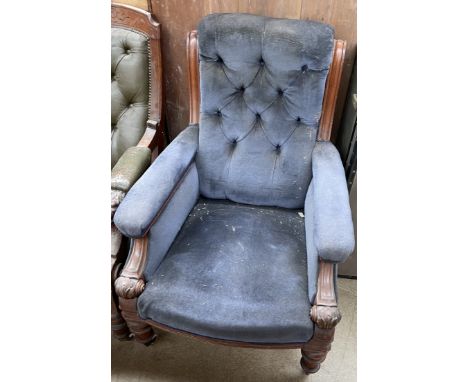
{"left": 111, "top": 2, "right": 165, "bottom": 340}
{"left": 114, "top": 13, "right": 354, "bottom": 375}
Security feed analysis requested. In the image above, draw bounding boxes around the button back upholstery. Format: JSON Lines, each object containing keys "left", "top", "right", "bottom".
{"left": 111, "top": 28, "right": 150, "bottom": 167}
{"left": 113, "top": 13, "right": 354, "bottom": 349}
{"left": 196, "top": 13, "right": 335, "bottom": 208}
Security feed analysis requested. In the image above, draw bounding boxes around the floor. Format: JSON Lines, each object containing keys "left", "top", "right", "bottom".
{"left": 112, "top": 279, "right": 356, "bottom": 382}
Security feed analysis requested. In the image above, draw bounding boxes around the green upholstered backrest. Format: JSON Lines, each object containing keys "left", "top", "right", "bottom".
{"left": 111, "top": 27, "right": 149, "bottom": 168}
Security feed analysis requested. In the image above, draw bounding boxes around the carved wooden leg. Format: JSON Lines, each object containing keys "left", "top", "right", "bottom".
{"left": 111, "top": 225, "right": 131, "bottom": 340}
{"left": 301, "top": 327, "right": 335, "bottom": 374}
{"left": 300, "top": 260, "right": 342, "bottom": 374}
{"left": 111, "top": 294, "right": 132, "bottom": 340}
{"left": 118, "top": 296, "right": 157, "bottom": 346}
{"left": 115, "top": 237, "right": 157, "bottom": 346}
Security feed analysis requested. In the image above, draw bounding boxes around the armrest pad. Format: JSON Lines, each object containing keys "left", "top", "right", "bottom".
{"left": 305, "top": 141, "right": 355, "bottom": 263}
{"left": 111, "top": 146, "right": 151, "bottom": 193}
{"left": 114, "top": 124, "right": 199, "bottom": 238}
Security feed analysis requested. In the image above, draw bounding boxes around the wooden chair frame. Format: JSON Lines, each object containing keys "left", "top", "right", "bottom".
{"left": 115, "top": 29, "right": 347, "bottom": 375}
{"left": 111, "top": 2, "right": 164, "bottom": 340}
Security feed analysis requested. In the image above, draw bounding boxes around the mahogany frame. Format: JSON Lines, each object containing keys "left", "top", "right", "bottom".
{"left": 115, "top": 30, "right": 347, "bottom": 375}
{"left": 111, "top": 2, "right": 165, "bottom": 340}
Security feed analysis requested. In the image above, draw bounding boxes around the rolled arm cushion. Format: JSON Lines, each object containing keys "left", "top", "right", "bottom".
{"left": 114, "top": 124, "right": 199, "bottom": 238}
{"left": 305, "top": 141, "right": 355, "bottom": 263}
{"left": 111, "top": 146, "right": 151, "bottom": 193}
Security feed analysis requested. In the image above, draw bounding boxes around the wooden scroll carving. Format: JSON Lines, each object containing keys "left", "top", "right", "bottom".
{"left": 301, "top": 260, "right": 341, "bottom": 374}
{"left": 115, "top": 236, "right": 156, "bottom": 345}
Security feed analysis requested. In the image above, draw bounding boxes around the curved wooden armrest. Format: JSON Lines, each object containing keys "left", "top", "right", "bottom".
{"left": 115, "top": 236, "right": 149, "bottom": 299}
{"left": 310, "top": 260, "right": 342, "bottom": 329}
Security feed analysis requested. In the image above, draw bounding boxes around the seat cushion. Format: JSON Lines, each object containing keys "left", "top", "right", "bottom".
{"left": 138, "top": 198, "right": 315, "bottom": 344}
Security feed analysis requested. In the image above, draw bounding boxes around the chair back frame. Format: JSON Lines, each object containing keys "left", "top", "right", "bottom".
{"left": 112, "top": 2, "right": 165, "bottom": 152}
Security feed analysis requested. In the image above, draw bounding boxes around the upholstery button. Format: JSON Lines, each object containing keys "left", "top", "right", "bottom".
{"left": 301, "top": 64, "right": 308, "bottom": 72}
{"left": 216, "top": 110, "right": 221, "bottom": 116}
{"left": 256, "top": 113, "right": 261, "bottom": 119}
{"left": 275, "top": 144, "right": 281, "bottom": 151}
{"left": 232, "top": 139, "right": 237, "bottom": 144}
{"left": 278, "top": 89, "right": 284, "bottom": 96}
{"left": 259, "top": 58, "right": 264, "bottom": 66}
{"left": 239, "top": 85, "right": 245, "bottom": 92}
{"left": 129, "top": 103, "right": 133, "bottom": 107}
{"left": 217, "top": 56, "right": 223, "bottom": 63}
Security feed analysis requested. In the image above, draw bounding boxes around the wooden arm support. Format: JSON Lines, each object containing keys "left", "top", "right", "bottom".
{"left": 310, "top": 260, "right": 341, "bottom": 329}
{"left": 115, "top": 236, "right": 149, "bottom": 299}
{"left": 114, "top": 235, "right": 156, "bottom": 345}
{"left": 137, "top": 120, "right": 161, "bottom": 150}
{"left": 301, "top": 260, "right": 341, "bottom": 374}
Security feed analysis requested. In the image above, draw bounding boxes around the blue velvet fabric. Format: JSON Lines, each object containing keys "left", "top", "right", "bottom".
{"left": 112, "top": 13, "right": 355, "bottom": 343}
{"left": 305, "top": 142, "right": 355, "bottom": 263}
{"left": 144, "top": 163, "right": 199, "bottom": 280}
{"left": 113, "top": 124, "right": 199, "bottom": 238}
{"left": 196, "top": 13, "right": 334, "bottom": 208}
{"left": 138, "top": 198, "right": 314, "bottom": 343}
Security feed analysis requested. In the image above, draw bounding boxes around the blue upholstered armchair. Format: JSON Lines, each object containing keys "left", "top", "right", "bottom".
{"left": 114, "top": 13, "right": 354, "bottom": 375}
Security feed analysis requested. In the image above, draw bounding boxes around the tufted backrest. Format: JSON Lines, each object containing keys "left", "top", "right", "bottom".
{"left": 196, "top": 13, "right": 335, "bottom": 209}
{"left": 111, "top": 28, "right": 150, "bottom": 168}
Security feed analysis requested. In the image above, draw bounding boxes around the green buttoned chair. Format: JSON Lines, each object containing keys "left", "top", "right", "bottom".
{"left": 111, "top": 2, "right": 165, "bottom": 340}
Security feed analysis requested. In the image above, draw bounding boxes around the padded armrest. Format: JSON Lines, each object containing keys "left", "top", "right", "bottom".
{"left": 111, "top": 146, "right": 151, "bottom": 193}
{"left": 305, "top": 141, "right": 355, "bottom": 263}
{"left": 114, "top": 124, "right": 199, "bottom": 238}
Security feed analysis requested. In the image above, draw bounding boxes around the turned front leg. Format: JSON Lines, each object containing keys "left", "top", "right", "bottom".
{"left": 300, "top": 261, "right": 341, "bottom": 374}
